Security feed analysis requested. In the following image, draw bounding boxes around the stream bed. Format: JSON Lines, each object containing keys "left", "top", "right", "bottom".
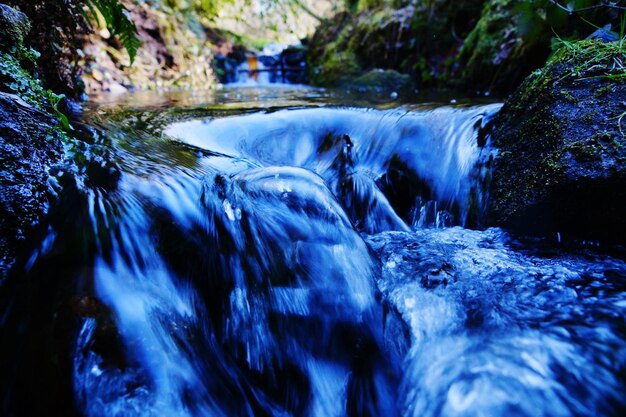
{"left": 1, "top": 86, "right": 625, "bottom": 417}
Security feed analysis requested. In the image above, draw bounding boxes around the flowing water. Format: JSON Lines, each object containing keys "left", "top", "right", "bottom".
{"left": 1, "top": 87, "right": 625, "bottom": 417}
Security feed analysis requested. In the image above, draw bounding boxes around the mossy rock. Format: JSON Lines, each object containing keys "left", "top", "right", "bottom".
{"left": 489, "top": 40, "right": 626, "bottom": 243}
{"left": 307, "top": 12, "right": 357, "bottom": 85}
{"left": 0, "top": 4, "right": 30, "bottom": 53}
{"left": 310, "top": 47, "right": 362, "bottom": 86}
{"left": 307, "top": 1, "right": 484, "bottom": 88}
{"left": 408, "top": 0, "right": 484, "bottom": 84}
{"left": 341, "top": 69, "right": 415, "bottom": 93}
{"left": 456, "top": 0, "right": 554, "bottom": 95}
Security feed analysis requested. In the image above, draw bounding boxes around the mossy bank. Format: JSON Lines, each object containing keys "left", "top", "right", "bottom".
{"left": 488, "top": 40, "right": 626, "bottom": 243}
{"left": 308, "top": 0, "right": 622, "bottom": 96}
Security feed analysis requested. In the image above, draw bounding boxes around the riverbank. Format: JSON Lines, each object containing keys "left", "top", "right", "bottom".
{"left": 308, "top": 0, "right": 622, "bottom": 96}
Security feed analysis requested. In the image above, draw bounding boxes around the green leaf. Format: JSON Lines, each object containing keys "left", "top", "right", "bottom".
{"left": 47, "top": 92, "right": 71, "bottom": 131}
{"left": 84, "top": 0, "right": 141, "bottom": 64}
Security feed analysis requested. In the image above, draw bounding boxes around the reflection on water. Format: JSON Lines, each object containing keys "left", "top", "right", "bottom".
{"left": 0, "top": 87, "right": 625, "bottom": 417}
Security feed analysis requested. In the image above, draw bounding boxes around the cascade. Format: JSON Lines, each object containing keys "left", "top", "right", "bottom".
{"left": 223, "top": 44, "right": 308, "bottom": 86}
{"left": 1, "top": 90, "right": 625, "bottom": 417}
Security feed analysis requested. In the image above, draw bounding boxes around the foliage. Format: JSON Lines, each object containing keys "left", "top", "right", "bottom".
{"left": 549, "top": 38, "right": 626, "bottom": 81}
{"left": 2, "top": 0, "right": 142, "bottom": 96}
{"left": 83, "top": 0, "right": 141, "bottom": 64}
{"left": 160, "top": 0, "right": 327, "bottom": 23}
{"left": 455, "top": 0, "right": 626, "bottom": 92}
{"left": 162, "top": 0, "right": 235, "bottom": 20}
{"left": 513, "top": 0, "right": 626, "bottom": 45}
{"left": 0, "top": 52, "right": 70, "bottom": 130}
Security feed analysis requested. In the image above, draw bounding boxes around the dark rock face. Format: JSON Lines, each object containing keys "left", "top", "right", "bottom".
{"left": 0, "top": 4, "right": 30, "bottom": 53}
{"left": 489, "top": 40, "right": 626, "bottom": 243}
{"left": 0, "top": 92, "right": 62, "bottom": 279}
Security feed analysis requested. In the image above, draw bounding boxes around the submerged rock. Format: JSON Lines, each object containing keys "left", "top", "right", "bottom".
{"left": 489, "top": 40, "right": 626, "bottom": 243}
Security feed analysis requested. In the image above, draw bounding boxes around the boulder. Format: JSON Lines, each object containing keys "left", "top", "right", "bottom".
{"left": 489, "top": 40, "right": 626, "bottom": 243}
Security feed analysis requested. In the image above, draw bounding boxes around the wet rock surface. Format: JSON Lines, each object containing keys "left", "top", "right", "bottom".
{"left": 489, "top": 40, "right": 626, "bottom": 243}
{"left": 0, "top": 92, "right": 62, "bottom": 279}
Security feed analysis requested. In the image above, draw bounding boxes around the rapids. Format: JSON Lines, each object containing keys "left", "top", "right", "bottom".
{"left": 1, "top": 87, "right": 624, "bottom": 417}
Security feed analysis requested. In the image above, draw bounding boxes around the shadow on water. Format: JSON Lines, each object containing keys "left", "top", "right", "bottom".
{"left": 1, "top": 87, "right": 625, "bottom": 417}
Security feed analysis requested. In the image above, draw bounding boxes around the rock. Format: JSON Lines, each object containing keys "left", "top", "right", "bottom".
{"left": 105, "top": 82, "right": 128, "bottom": 95}
{"left": 0, "top": 92, "right": 62, "bottom": 279}
{"left": 280, "top": 45, "right": 308, "bottom": 84}
{"left": 586, "top": 24, "right": 618, "bottom": 43}
{"left": 488, "top": 40, "right": 626, "bottom": 243}
{"left": 0, "top": 4, "right": 30, "bottom": 53}
{"left": 341, "top": 69, "right": 415, "bottom": 94}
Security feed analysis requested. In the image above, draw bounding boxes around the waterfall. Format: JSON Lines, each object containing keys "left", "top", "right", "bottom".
{"left": 165, "top": 105, "right": 501, "bottom": 230}
{"left": 224, "top": 44, "right": 308, "bottom": 86}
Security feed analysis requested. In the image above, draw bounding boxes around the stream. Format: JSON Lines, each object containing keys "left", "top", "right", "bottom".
{"left": 1, "top": 86, "right": 626, "bottom": 417}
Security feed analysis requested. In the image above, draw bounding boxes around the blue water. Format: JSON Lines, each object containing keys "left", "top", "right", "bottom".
{"left": 1, "top": 87, "right": 625, "bottom": 417}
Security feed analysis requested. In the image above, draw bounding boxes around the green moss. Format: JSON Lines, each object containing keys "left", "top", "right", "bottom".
{"left": 0, "top": 52, "right": 62, "bottom": 117}
{"left": 0, "top": 5, "right": 71, "bottom": 133}
{"left": 489, "top": 34, "right": 626, "bottom": 232}
{"left": 0, "top": 4, "right": 31, "bottom": 54}
{"left": 310, "top": 47, "right": 361, "bottom": 85}
{"left": 458, "top": 0, "right": 517, "bottom": 82}
{"left": 308, "top": 12, "right": 364, "bottom": 86}
{"left": 0, "top": 50, "right": 70, "bottom": 132}
{"left": 564, "top": 139, "right": 604, "bottom": 163}
{"left": 356, "top": 0, "right": 386, "bottom": 12}
{"left": 547, "top": 39, "right": 626, "bottom": 82}
{"left": 341, "top": 69, "right": 414, "bottom": 92}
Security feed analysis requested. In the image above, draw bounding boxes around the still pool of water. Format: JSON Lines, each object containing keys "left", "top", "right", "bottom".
{"left": 1, "top": 86, "right": 625, "bottom": 417}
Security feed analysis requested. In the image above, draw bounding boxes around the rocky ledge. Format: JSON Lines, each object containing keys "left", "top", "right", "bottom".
{"left": 489, "top": 40, "right": 626, "bottom": 244}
